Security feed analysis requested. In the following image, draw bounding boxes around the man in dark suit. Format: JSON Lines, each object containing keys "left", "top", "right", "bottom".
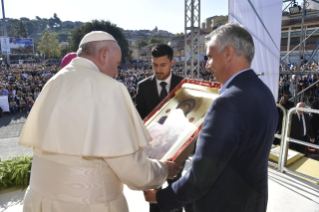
{"left": 136, "top": 44, "right": 183, "bottom": 120}
{"left": 144, "top": 23, "right": 278, "bottom": 212}
{"left": 136, "top": 44, "right": 184, "bottom": 212}
{"left": 290, "top": 102, "right": 315, "bottom": 153}
{"left": 311, "top": 99, "right": 319, "bottom": 145}
{"left": 274, "top": 92, "right": 295, "bottom": 145}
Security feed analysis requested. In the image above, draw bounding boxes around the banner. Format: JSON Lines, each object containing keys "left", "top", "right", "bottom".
{"left": 229, "top": 0, "right": 282, "bottom": 101}
{"left": 0, "top": 37, "right": 34, "bottom": 55}
{"left": 19, "top": 60, "right": 23, "bottom": 65}
{"left": 0, "top": 96, "right": 9, "bottom": 112}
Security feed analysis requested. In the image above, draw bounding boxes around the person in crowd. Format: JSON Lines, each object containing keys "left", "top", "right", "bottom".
{"left": 274, "top": 91, "right": 295, "bottom": 145}
{"left": 0, "top": 86, "right": 8, "bottom": 96}
{"left": 279, "top": 91, "right": 294, "bottom": 110}
{"left": 60, "top": 52, "right": 77, "bottom": 69}
{"left": 25, "top": 98, "right": 34, "bottom": 114}
{"left": 15, "top": 91, "right": 25, "bottom": 112}
{"left": 19, "top": 31, "right": 181, "bottom": 212}
{"left": 144, "top": 22, "right": 278, "bottom": 212}
{"left": 311, "top": 99, "right": 319, "bottom": 145}
{"left": 9, "top": 98, "right": 18, "bottom": 114}
{"left": 290, "top": 102, "right": 315, "bottom": 153}
{"left": 33, "top": 87, "right": 40, "bottom": 100}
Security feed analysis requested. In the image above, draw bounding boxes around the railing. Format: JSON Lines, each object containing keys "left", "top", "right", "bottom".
{"left": 268, "top": 104, "right": 287, "bottom": 170}
{"left": 279, "top": 107, "right": 319, "bottom": 183}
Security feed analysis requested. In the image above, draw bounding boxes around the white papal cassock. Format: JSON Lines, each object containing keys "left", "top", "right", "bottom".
{"left": 19, "top": 57, "right": 168, "bottom": 212}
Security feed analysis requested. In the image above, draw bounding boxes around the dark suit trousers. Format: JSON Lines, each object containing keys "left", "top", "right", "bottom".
{"left": 290, "top": 136, "right": 307, "bottom": 153}
{"left": 150, "top": 163, "right": 186, "bottom": 212}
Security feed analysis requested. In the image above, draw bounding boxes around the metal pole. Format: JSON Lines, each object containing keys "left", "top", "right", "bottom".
{"left": 1, "top": 0, "right": 9, "bottom": 65}
{"left": 295, "top": 0, "right": 306, "bottom": 105}
{"left": 280, "top": 26, "right": 319, "bottom": 61}
{"left": 197, "top": 0, "right": 200, "bottom": 79}
{"left": 191, "top": 1, "right": 194, "bottom": 79}
{"left": 184, "top": 0, "right": 187, "bottom": 78}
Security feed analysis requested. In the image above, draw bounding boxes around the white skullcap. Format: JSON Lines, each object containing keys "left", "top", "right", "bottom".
{"left": 79, "top": 31, "right": 117, "bottom": 48}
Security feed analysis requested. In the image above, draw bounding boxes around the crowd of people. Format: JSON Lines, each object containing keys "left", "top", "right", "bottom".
{"left": 2, "top": 57, "right": 319, "bottom": 116}
{"left": 0, "top": 61, "right": 59, "bottom": 116}
{"left": 279, "top": 62, "right": 319, "bottom": 103}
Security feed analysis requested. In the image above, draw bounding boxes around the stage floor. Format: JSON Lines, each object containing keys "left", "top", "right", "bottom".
{"left": 1, "top": 156, "right": 319, "bottom": 212}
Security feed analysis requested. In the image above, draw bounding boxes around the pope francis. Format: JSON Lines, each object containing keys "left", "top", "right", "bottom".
{"left": 19, "top": 31, "right": 181, "bottom": 212}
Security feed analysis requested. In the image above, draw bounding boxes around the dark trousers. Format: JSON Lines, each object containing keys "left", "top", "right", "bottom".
{"left": 290, "top": 136, "right": 307, "bottom": 153}
{"left": 150, "top": 163, "right": 185, "bottom": 212}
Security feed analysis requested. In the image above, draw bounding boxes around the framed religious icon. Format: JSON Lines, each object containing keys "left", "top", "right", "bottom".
{"left": 143, "top": 79, "right": 221, "bottom": 164}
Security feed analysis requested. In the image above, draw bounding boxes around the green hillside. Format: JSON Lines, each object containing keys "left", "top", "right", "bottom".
{"left": 0, "top": 13, "right": 84, "bottom": 42}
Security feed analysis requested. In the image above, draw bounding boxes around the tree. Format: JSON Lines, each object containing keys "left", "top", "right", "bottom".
{"left": 53, "top": 13, "right": 62, "bottom": 27}
{"left": 20, "top": 17, "right": 30, "bottom": 22}
{"left": 48, "top": 18, "right": 55, "bottom": 28}
{"left": 135, "top": 40, "right": 148, "bottom": 48}
{"left": 175, "top": 32, "right": 184, "bottom": 37}
{"left": 38, "top": 31, "right": 61, "bottom": 58}
{"left": 148, "top": 37, "right": 164, "bottom": 45}
{"left": 16, "top": 21, "right": 28, "bottom": 37}
{"left": 25, "top": 21, "right": 38, "bottom": 36}
{"left": 8, "top": 20, "right": 28, "bottom": 38}
{"left": 41, "top": 18, "right": 49, "bottom": 31}
{"left": 69, "top": 20, "right": 130, "bottom": 59}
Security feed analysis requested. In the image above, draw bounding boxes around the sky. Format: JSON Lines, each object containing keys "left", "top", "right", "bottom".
{"left": 2, "top": 0, "right": 228, "bottom": 34}
{"left": 1, "top": 0, "right": 313, "bottom": 34}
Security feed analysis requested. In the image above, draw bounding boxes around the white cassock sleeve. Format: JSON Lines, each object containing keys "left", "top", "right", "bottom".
{"left": 104, "top": 148, "right": 168, "bottom": 190}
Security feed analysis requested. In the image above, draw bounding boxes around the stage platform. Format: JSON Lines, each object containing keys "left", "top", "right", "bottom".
{"left": 1, "top": 156, "right": 318, "bottom": 212}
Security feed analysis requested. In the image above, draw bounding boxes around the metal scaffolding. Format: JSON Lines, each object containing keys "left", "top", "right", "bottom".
{"left": 281, "top": 0, "right": 319, "bottom": 104}
{"left": 184, "top": 0, "right": 200, "bottom": 79}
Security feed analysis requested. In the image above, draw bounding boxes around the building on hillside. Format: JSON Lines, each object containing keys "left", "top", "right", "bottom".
{"left": 139, "top": 44, "right": 157, "bottom": 61}
{"left": 210, "top": 15, "right": 228, "bottom": 30}
{"left": 281, "top": 8, "right": 319, "bottom": 64}
{"left": 201, "top": 16, "right": 228, "bottom": 34}
{"left": 168, "top": 35, "right": 185, "bottom": 62}
{"left": 166, "top": 15, "right": 228, "bottom": 62}
{"left": 124, "top": 27, "right": 174, "bottom": 46}
{"left": 59, "top": 42, "right": 69, "bottom": 48}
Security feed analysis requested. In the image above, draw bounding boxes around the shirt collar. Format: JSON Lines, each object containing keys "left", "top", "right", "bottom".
{"left": 219, "top": 69, "right": 250, "bottom": 95}
{"left": 156, "top": 72, "right": 172, "bottom": 86}
{"left": 78, "top": 57, "right": 100, "bottom": 72}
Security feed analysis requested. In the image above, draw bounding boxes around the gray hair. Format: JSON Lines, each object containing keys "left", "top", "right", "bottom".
{"left": 205, "top": 22, "right": 255, "bottom": 64}
{"left": 77, "top": 41, "right": 113, "bottom": 57}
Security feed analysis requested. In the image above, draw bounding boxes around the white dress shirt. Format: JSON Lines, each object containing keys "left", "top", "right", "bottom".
{"left": 156, "top": 73, "right": 172, "bottom": 97}
{"left": 297, "top": 113, "right": 306, "bottom": 136}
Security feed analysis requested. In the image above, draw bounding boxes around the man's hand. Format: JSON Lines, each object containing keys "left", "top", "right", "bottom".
{"left": 165, "top": 159, "right": 181, "bottom": 180}
{"left": 310, "top": 138, "right": 315, "bottom": 143}
{"left": 143, "top": 189, "right": 158, "bottom": 203}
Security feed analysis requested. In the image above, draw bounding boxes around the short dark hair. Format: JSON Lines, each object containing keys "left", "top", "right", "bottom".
{"left": 151, "top": 44, "right": 173, "bottom": 60}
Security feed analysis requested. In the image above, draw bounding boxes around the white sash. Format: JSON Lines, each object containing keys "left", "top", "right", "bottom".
{"left": 30, "top": 155, "right": 123, "bottom": 205}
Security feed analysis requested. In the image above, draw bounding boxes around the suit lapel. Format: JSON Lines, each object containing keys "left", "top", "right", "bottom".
{"left": 169, "top": 74, "right": 182, "bottom": 92}
{"left": 150, "top": 75, "right": 161, "bottom": 105}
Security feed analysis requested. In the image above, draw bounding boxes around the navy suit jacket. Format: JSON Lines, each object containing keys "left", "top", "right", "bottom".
{"left": 157, "top": 70, "right": 278, "bottom": 212}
